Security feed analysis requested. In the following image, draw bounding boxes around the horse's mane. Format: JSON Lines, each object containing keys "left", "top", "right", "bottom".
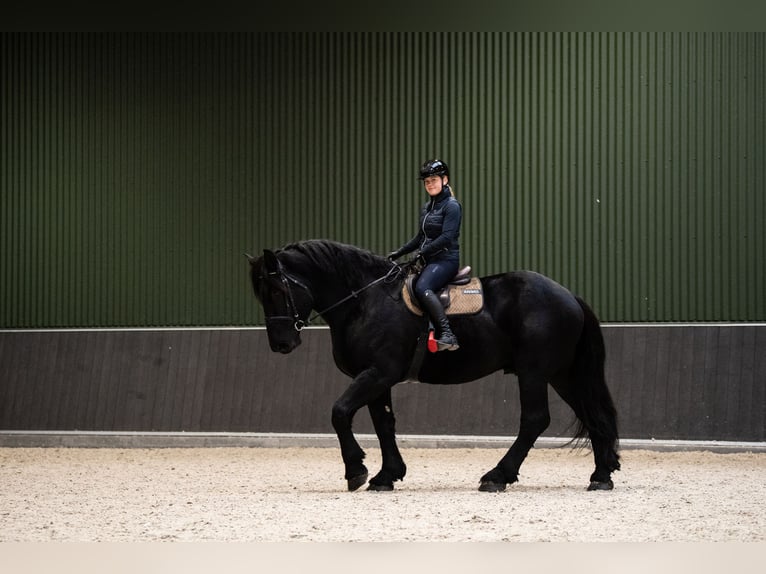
{"left": 279, "top": 240, "right": 391, "bottom": 286}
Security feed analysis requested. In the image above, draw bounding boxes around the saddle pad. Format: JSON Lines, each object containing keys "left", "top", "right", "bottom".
{"left": 403, "top": 277, "right": 484, "bottom": 317}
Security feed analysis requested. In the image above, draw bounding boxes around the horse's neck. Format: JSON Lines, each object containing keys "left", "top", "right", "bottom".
{"left": 304, "top": 260, "right": 379, "bottom": 313}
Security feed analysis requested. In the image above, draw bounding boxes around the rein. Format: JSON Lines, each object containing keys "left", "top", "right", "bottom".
{"left": 267, "top": 261, "right": 411, "bottom": 332}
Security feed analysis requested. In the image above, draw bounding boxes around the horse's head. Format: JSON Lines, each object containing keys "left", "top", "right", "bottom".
{"left": 248, "top": 249, "right": 313, "bottom": 354}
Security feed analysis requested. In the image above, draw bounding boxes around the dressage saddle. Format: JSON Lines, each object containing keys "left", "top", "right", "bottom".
{"left": 405, "top": 265, "right": 472, "bottom": 310}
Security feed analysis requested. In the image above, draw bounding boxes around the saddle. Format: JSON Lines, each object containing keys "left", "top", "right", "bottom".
{"left": 402, "top": 266, "right": 484, "bottom": 316}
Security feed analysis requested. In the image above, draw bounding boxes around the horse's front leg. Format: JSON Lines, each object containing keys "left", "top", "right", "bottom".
{"left": 331, "top": 367, "right": 395, "bottom": 491}
{"left": 366, "top": 388, "right": 406, "bottom": 491}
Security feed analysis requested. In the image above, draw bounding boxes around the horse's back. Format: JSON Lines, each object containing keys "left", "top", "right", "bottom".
{"left": 483, "top": 270, "right": 583, "bottom": 321}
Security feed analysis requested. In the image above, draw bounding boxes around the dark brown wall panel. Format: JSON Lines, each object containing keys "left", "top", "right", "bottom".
{"left": 0, "top": 326, "right": 763, "bottom": 441}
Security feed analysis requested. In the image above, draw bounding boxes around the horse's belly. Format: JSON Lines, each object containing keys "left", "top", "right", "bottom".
{"left": 413, "top": 354, "right": 507, "bottom": 385}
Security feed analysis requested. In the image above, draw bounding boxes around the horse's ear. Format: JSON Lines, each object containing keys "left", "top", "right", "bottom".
{"left": 262, "top": 249, "right": 280, "bottom": 273}
{"left": 244, "top": 252, "right": 256, "bottom": 265}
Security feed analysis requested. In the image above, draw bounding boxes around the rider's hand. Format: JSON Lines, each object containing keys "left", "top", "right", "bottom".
{"left": 387, "top": 251, "right": 401, "bottom": 261}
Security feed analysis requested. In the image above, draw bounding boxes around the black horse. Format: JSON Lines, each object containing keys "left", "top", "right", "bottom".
{"left": 249, "top": 239, "right": 620, "bottom": 492}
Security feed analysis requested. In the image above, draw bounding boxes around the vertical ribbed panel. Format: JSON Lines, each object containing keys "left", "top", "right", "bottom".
{"left": 2, "top": 33, "right": 765, "bottom": 326}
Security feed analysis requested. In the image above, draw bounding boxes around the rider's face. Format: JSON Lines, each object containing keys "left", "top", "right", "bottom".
{"left": 423, "top": 175, "right": 447, "bottom": 196}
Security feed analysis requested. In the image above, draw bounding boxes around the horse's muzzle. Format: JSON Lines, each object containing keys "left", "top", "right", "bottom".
{"left": 267, "top": 332, "right": 301, "bottom": 354}
{"left": 265, "top": 316, "right": 303, "bottom": 353}
{"left": 272, "top": 339, "right": 300, "bottom": 354}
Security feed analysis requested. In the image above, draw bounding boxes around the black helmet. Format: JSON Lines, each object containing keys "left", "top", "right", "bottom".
{"left": 419, "top": 159, "right": 449, "bottom": 180}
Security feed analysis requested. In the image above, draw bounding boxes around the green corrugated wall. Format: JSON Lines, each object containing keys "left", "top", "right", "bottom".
{"left": 2, "top": 32, "right": 764, "bottom": 327}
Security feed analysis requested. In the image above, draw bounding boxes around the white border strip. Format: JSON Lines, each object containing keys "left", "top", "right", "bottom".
{"left": 0, "top": 326, "right": 271, "bottom": 333}
{"left": 604, "top": 322, "right": 766, "bottom": 328}
{"left": 0, "top": 431, "right": 763, "bottom": 453}
{"left": 2, "top": 323, "right": 766, "bottom": 334}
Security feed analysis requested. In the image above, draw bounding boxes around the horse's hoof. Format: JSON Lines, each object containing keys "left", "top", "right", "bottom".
{"left": 347, "top": 473, "right": 369, "bottom": 492}
{"left": 478, "top": 481, "right": 506, "bottom": 493}
{"left": 367, "top": 483, "right": 394, "bottom": 492}
{"left": 587, "top": 479, "right": 614, "bottom": 491}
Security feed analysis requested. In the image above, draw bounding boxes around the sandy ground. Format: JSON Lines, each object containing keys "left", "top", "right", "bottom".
{"left": 1, "top": 446, "right": 764, "bottom": 542}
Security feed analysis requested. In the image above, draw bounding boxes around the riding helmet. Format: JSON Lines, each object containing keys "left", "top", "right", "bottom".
{"left": 419, "top": 159, "right": 449, "bottom": 180}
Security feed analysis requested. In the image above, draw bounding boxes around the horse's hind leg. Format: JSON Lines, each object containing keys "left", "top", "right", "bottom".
{"left": 549, "top": 377, "right": 620, "bottom": 491}
{"left": 479, "top": 373, "right": 550, "bottom": 492}
{"left": 366, "top": 388, "right": 407, "bottom": 491}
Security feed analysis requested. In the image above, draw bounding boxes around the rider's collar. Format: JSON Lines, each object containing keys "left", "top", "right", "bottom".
{"left": 431, "top": 185, "right": 452, "bottom": 203}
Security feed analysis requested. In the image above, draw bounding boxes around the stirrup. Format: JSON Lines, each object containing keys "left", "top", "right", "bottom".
{"left": 436, "top": 336, "right": 459, "bottom": 352}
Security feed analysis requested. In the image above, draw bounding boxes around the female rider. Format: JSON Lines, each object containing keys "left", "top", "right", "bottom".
{"left": 388, "top": 159, "right": 462, "bottom": 351}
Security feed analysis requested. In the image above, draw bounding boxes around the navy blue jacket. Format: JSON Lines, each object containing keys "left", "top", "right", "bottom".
{"left": 397, "top": 186, "right": 462, "bottom": 263}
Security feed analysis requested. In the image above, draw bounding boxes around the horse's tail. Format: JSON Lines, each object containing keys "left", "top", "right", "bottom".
{"left": 570, "top": 296, "right": 620, "bottom": 471}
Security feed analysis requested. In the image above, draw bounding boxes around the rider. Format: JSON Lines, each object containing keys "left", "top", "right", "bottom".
{"left": 388, "top": 159, "right": 462, "bottom": 351}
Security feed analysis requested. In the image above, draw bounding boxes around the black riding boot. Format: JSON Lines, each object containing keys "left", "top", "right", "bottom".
{"left": 419, "top": 289, "right": 459, "bottom": 351}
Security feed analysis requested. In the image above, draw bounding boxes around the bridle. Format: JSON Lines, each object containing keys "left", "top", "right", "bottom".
{"left": 262, "top": 260, "right": 411, "bottom": 332}
{"left": 263, "top": 264, "right": 312, "bottom": 332}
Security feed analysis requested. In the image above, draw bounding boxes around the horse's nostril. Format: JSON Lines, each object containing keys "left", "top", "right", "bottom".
{"left": 277, "top": 342, "right": 292, "bottom": 354}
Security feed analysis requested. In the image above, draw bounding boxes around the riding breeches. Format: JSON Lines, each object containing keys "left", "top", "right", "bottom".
{"left": 414, "top": 260, "right": 459, "bottom": 299}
